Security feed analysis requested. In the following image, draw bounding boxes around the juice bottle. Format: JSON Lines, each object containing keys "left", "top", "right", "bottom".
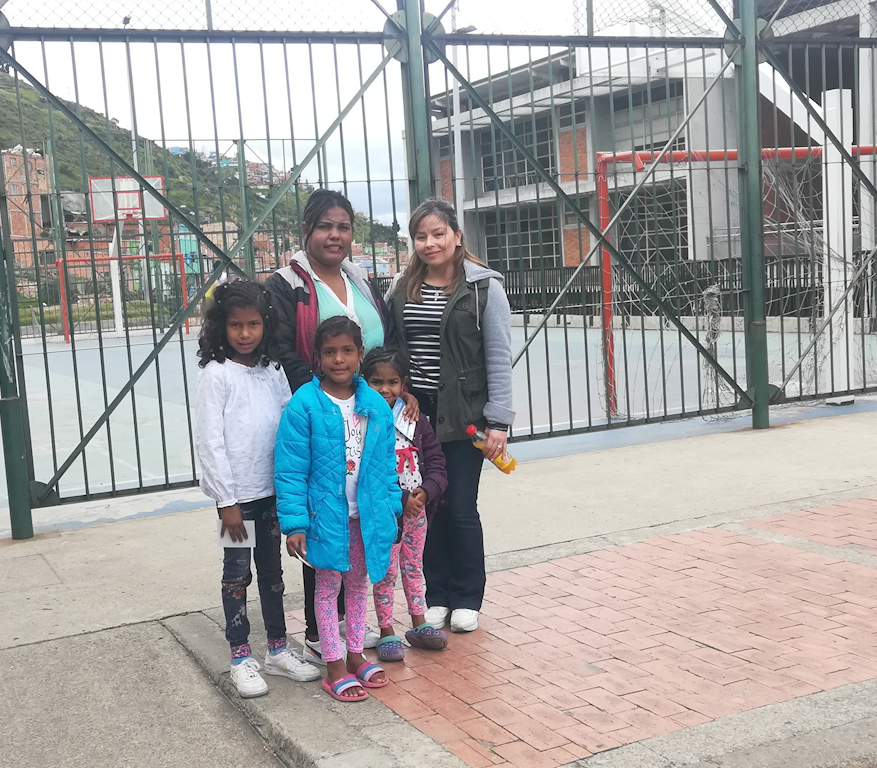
{"left": 466, "top": 424, "right": 517, "bottom": 474}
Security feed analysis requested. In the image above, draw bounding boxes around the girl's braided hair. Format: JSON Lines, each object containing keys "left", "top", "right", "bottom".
{"left": 361, "top": 346, "right": 409, "bottom": 382}
{"left": 197, "top": 279, "right": 276, "bottom": 368}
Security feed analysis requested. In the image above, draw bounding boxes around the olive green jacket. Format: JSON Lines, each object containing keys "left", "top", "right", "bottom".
{"left": 386, "top": 260, "right": 515, "bottom": 443}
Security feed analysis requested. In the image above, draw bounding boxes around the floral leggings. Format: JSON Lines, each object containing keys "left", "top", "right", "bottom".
{"left": 314, "top": 517, "right": 368, "bottom": 663}
{"left": 373, "top": 509, "right": 428, "bottom": 628}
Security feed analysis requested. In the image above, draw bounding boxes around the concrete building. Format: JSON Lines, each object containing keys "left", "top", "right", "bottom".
{"left": 426, "top": 0, "right": 875, "bottom": 274}
{"left": 1, "top": 146, "right": 52, "bottom": 265}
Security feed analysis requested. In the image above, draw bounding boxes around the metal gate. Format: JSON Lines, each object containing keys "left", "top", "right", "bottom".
{"left": 1, "top": 0, "right": 876, "bottom": 538}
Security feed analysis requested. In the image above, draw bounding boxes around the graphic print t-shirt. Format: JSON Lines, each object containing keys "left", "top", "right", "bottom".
{"left": 327, "top": 393, "right": 365, "bottom": 518}
{"left": 395, "top": 431, "right": 423, "bottom": 493}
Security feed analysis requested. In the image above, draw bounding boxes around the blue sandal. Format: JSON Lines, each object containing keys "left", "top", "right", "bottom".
{"left": 376, "top": 635, "right": 406, "bottom": 663}
{"left": 405, "top": 624, "right": 448, "bottom": 651}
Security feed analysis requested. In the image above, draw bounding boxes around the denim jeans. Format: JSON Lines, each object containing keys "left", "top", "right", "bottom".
{"left": 413, "top": 389, "right": 487, "bottom": 612}
{"left": 221, "top": 496, "right": 287, "bottom": 648}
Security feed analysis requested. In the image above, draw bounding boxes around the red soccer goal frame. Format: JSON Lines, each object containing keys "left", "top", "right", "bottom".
{"left": 595, "top": 144, "right": 877, "bottom": 415}
{"left": 56, "top": 253, "right": 189, "bottom": 343}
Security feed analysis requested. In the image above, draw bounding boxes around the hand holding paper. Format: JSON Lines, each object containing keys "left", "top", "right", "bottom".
{"left": 217, "top": 518, "right": 255, "bottom": 548}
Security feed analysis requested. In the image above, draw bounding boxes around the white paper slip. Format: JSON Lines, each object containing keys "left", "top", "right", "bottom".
{"left": 217, "top": 519, "right": 256, "bottom": 548}
{"left": 291, "top": 549, "right": 315, "bottom": 569}
{"left": 393, "top": 397, "right": 416, "bottom": 441}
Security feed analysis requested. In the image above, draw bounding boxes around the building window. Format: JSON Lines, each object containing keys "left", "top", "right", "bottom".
{"left": 38, "top": 250, "right": 58, "bottom": 267}
{"left": 9, "top": 183, "right": 21, "bottom": 196}
{"left": 481, "top": 114, "right": 555, "bottom": 193}
{"left": 484, "top": 204, "right": 561, "bottom": 270}
{"left": 437, "top": 135, "right": 451, "bottom": 159}
{"left": 612, "top": 181, "right": 688, "bottom": 265}
{"left": 558, "top": 102, "right": 588, "bottom": 130}
{"left": 9, "top": 157, "right": 17, "bottom": 167}
{"left": 612, "top": 81, "right": 685, "bottom": 153}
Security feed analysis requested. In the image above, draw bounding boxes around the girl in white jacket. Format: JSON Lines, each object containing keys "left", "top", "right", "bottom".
{"left": 195, "top": 279, "right": 320, "bottom": 698}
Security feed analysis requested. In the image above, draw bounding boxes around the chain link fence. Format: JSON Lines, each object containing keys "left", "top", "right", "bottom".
{"left": 7, "top": 0, "right": 859, "bottom": 39}
{"left": 432, "top": 0, "right": 733, "bottom": 37}
{"left": 2, "top": 0, "right": 387, "bottom": 33}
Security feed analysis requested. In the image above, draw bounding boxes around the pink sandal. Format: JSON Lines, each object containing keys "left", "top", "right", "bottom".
{"left": 321, "top": 674, "right": 369, "bottom": 702}
{"left": 355, "top": 662, "right": 389, "bottom": 689}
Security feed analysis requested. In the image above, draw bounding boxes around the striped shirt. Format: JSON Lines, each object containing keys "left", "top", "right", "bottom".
{"left": 404, "top": 284, "right": 449, "bottom": 392}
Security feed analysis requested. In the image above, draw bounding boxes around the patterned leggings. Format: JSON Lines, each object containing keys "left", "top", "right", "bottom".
{"left": 314, "top": 517, "right": 368, "bottom": 663}
{"left": 373, "top": 509, "right": 427, "bottom": 628}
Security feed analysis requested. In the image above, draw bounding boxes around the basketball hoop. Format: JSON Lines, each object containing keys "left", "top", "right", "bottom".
{"left": 88, "top": 176, "right": 166, "bottom": 223}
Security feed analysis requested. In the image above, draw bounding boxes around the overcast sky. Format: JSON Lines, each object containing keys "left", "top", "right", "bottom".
{"left": 4, "top": 0, "right": 729, "bottom": 231}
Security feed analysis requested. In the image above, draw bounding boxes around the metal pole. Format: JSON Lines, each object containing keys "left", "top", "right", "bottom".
{"left": 737, "top": 0, "right": 770, "bottom": 428}
{"left": 238, "top": 139, "right": 255, "bottom": 277}
{"left": 205, "top": 0, "right": 213, "bottom": 30}
{"left": 451, "top": 2, "right": 465, "bottom": 224}
{"left": 0, "top": 191, "right": 33, "bottom": 539}
{"left": 402, "top": 0, "right": 433, "bottom": 206}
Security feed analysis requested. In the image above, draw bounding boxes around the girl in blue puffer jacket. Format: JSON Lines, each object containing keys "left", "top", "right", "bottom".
{"left": 275, "top": 316, "right": 402, "bottom": 703}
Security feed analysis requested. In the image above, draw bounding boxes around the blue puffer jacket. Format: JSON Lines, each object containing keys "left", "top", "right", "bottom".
{"left": 274, "top": 375, "right": 402, "bottom": 583}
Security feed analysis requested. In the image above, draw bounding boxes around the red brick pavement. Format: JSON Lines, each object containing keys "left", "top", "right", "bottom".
{"left": 749, "top": 497, "right": 877, "bottom": 556}
{"left": 289, "top": 501, "right": 877, "bottom": 768}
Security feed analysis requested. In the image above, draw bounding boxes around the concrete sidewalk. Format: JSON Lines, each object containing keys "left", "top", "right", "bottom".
{"left": 3, "top": 407, "right": 877, "bottom": 767}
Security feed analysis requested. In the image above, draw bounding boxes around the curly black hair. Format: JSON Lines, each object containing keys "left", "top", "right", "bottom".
{"left": 302, "top": 189, "right": 355, "bottom": 250}
{"left": 361, "top": 346, "right": 409, "bottom": 382}
{"left": 197, "top": 279, "right": 276, "bottom": 368}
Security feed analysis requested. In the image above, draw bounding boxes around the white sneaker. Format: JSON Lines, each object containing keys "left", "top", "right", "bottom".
{"left": 424, "top": 606, "right": 451, "bottom": 630}
{"left": 230, "top": 657, "right": 268, "bottom": 698}
{"left": 338, "top": 619, "right": 381, "bottom": 650}
{"left": 450, "top": 609, "right": 479, "bottom": 633}
{"left": 264, "top": 647, "right": 321, "bottom": 682}
{"left": 303, "top": 638, "right": 327, "bottom": 667}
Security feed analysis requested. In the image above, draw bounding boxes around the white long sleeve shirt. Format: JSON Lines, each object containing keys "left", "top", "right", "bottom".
{"left": 195, "top": 359, "right": 292, "bottom": 507}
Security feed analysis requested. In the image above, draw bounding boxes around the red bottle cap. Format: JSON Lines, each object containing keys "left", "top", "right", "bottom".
{"left": 465, "top": 424, "right": 477, "bottom": 436}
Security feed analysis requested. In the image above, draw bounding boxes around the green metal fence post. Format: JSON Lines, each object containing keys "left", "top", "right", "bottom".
{"left": 238, "top": 139, "right": 255, "bottom": 277}
{"left": 737, "top": 0, "right": 770, "bottom": 428}
{"left": 400, "top": 0, "right": 433, "bottom": 206}
{"left": 0, "top": 193, "right": 34, "bottom": 539}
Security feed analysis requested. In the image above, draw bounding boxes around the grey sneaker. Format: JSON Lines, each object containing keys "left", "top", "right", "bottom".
{"left": 264, "top": 647, "right": 321, "bottom": 682}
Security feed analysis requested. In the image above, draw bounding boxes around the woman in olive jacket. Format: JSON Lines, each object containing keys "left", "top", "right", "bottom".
{"left": 386, "top": 198, "right": 514, "bottom": 633}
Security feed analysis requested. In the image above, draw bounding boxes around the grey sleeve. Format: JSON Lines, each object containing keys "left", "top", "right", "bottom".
{"left": 482, "top": 278, "right": 515, "bottom": 426}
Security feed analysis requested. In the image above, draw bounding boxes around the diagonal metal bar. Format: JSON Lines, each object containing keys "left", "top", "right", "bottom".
{"left": 375, "top": 0, "right": 455, "bottom": 40}
{"left": 429, "top": 0, "right": 458, "bottom": 31}
{"left": 704, "top": 0, "right": 740, "bottom": 37}
{"left": 0, "top": 46, "right": 247, "bottom": 278}
{"left": 425, "top": 37, "right": 749, "bottom": 402}
{"left": 760, "top": 45, "right": 877, "bottom": 204}
{"left": 31, "top": 47, "right": 397, "bottom": 502}
{"left": 368, "top": 0, "right": 397, "bottom": 25}
{"left": 761, "top": 0, "right": 791, "bottom": 38}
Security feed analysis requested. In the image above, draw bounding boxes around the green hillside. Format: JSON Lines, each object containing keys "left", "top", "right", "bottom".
{"left": 0, "top": 71, "right": 403, "bottom": 249}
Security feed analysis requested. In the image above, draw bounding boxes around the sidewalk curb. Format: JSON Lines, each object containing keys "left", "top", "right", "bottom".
{"left": 163, "top": 612, "right": 468, "bottom": 768}
{"left": 562, "top": 679, "right": 877, "bottom": 768}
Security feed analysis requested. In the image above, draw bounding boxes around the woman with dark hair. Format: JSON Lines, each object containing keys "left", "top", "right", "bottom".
{"left": 386, "top": 198, "right": 514, "bottom": 634}
{"left": 265, "top": 188, "right": 417, "bottom": 663}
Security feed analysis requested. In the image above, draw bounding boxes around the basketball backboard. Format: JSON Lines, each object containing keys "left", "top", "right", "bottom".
{"left": 88, "top": 176, "right": 166, "bottom": 222}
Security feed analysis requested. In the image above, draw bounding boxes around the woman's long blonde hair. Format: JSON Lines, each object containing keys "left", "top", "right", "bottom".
{"left": 401, "top": 198, "right": 484, "bottom": 302}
